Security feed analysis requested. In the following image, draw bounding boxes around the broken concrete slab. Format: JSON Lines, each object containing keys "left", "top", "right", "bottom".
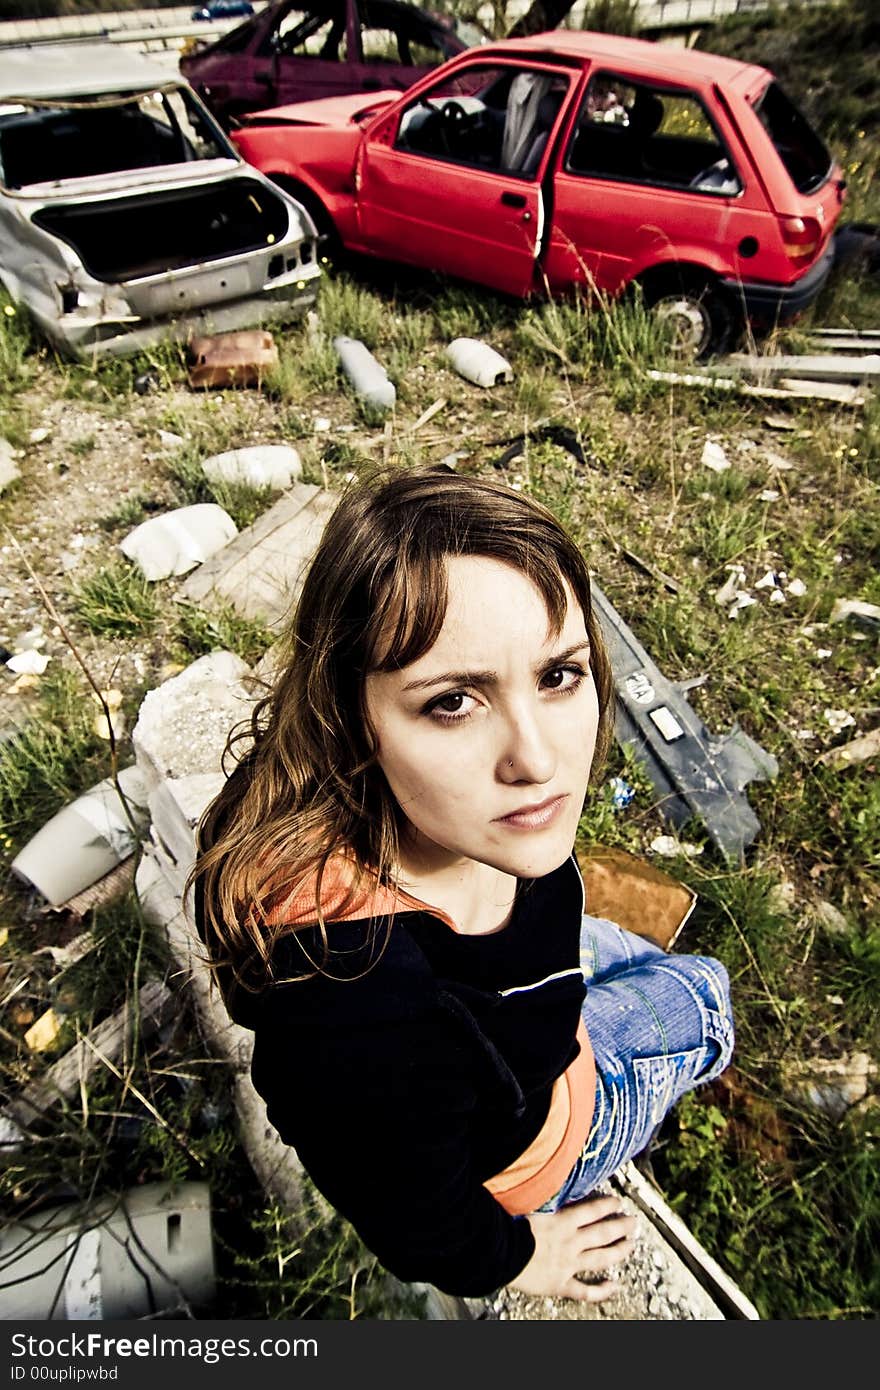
{"left": 175, "top": 482, "right": 338, "bottom": 626}
{"left": 10, "top": 765, "right": 149, "bottom": 907}
{"left": 0, "top": 1181, "right": 214, "bottom": 1319}
{"left": 120, "top": 503, "right": 238, "bottom": 581}
{"left": 131, "top": 651, "right": 252, "bottom": 797}
{"left": 783, "top": 1052, "right": 877, "bottom": 1121}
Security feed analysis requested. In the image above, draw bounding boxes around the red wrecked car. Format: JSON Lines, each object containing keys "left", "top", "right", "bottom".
{"left": 180, "top": 0, "right": 481, "bottom": 129}
{"left": 230, "top": 29, "right": 846, "bottom": 356}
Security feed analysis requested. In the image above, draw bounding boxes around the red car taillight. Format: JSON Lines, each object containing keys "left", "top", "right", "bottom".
{"left": 781, "top": 215, "right": 823, "bottom": 261}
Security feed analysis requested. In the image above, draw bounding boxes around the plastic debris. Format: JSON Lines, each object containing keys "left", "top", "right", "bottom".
{"left": 591, "top": 581, "right": 778, "bottom": 861}
{"left": 728, "top": 592, "right": 757, "bottom": 618}
{"left": 11, "top": 765, "right": 149, "bottom": 907}
{"left": 714, "top": 566, "right": 745, "bottom": 606}
{"left": 24, "top": 1007, "right": 63, "bottom": 1052}
{"left": 188, "top": 328, "right": 279, "bottom": 389}
{"left": 5, "top": 649, "right": 50, "bottom": 675}
{"left": 649, "top": 835, "right": 703, "bottom": 859}
{"left": 333, "top": 336, "right": 396, "bottom": 410}
{"left": 815, "top": 727, "right": 880, "bottom": 770}
{"left": 92, "top": 688, "right": 125, "bottom": 741}
{"left": 446, "top": 338, "right": 514, "bottom": 388}
{"left": 700, "top": 438, "right": 730, "bottom": 472}
{"left": 754, "top": 569, "right": 777, "bottom": 591}
{"left": 609, "top": 776, "right": 635, "bottom": 809}
{"left": 120, "top": 502, "right": 237, "bottom": 581}
{"left": 824, "top": 708, "right": 856, "bottom": 734}
{"left": 201, "top": 444, "right": 302, "bottom": 491}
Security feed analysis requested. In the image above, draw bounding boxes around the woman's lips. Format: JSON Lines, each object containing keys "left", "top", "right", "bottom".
{"left": 494, "top": 795, "right": 567, "bottom": 829}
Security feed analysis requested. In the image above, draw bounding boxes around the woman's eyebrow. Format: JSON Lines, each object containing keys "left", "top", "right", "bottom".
{"left": 401, "top": 642, "right": 591, "bottom": 693}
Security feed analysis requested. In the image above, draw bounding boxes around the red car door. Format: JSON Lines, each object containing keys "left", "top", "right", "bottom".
{"left": 542, "top": 74, "right": 761, "bottom": 296}
{"left": 355, "top": 63, "right": 571, "bottom": 297}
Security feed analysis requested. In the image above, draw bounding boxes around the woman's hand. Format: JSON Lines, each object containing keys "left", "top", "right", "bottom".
{"left": 508, "top": 1195, "right": 637, "bottom": 1302}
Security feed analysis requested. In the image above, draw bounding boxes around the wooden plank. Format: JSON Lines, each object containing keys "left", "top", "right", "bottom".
{"left": 614, "top": 1161, "right": 761, "bottom": 1319}
{"left": 176, "top": 483, "right": 338, "bottom": 626}
{"left": 3, "top": 978, "right": 174, "bottom": 1132}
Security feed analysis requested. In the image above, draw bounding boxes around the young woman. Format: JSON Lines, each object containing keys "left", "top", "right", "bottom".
{"left": 192, "top": 464, "right": 733, "bottom": 1303}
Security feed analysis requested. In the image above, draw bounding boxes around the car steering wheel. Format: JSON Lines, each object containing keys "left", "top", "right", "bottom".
{"left": 441, "top": 100, "right": 476, "bottom": 132}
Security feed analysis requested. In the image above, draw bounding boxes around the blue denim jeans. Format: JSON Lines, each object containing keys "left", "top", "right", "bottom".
{"left": 538, "top": 914, "right": 734, "bottom": 1212}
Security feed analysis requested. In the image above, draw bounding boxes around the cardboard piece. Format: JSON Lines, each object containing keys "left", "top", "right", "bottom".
{"left": 188, "top": 329, "right": 279, "bottom": 389}
{"left": 578, "top": 844, "right": 697, "bottom": 950}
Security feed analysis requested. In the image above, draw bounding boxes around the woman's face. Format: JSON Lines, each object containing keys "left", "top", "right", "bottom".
{"left": 365, "top": 555, "right": 600, "bottom": 881}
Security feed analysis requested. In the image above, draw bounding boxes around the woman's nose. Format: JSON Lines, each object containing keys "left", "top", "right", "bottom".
{"left": 496, "top": 709, "right": 556, "bottom": 785}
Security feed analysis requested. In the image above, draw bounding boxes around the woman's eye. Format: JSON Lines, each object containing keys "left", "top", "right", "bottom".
{"left": 426, "top": 691, "right": 476, "bottom": 723}
{"left": 542, "top": 664, "right": 586, "bottom": 693}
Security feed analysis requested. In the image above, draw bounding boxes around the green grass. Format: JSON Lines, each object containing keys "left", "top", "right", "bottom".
{"left": 0, "top": 667, "right": 110, "bottom": 854}
{"left": 173, "top": 601, "right": 274, "bottom": 668}
{"left": 71, "top": 559, "right": 159, "bottom": 638}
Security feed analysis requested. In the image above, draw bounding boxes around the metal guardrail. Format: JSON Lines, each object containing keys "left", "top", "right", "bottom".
{"left": 0, "top": 0, "right": 817, "bottom": 54}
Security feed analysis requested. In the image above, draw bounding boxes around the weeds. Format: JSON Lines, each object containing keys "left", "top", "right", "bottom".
{"left": 173, "top": 602, "right": 274, "bottom": 668}
{"left": 0, "top": 668, "right": 108, "bottom": 852}
{"left": 71, "top": 560, "right": 158, "bottom": 638}
{"left": 165, "top": 446, "right": 273, "bottom": 530}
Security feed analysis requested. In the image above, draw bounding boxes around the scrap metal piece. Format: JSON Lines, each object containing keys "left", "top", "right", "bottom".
{"left": 591, "top": 582, "right": 778, "bottom": 861}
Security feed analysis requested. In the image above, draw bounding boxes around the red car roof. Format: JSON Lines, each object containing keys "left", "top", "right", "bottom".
{"left": 474, "top": 29, "right": 770, "bottom": 89}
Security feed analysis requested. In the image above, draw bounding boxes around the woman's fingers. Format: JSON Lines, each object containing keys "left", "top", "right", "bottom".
{"left": 569, "top": 1195, "right": 630, "bottom": 1228}
{"left": 579, "top": 1213, "right": 637, "bottom": 1251}
{"left": 562, "top": 1275, "right": 624, "bottom": 1304}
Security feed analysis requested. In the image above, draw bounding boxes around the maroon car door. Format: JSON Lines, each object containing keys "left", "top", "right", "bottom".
{"left": 355, "top": 63, "right": 570, "bottom": 297}
{"left": 271, "top": 1, "right": 366, "bottom": 105}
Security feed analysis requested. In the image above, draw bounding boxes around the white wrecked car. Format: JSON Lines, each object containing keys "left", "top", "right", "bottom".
{"left": 0, "top": 44, "right": 320, "bottom": 359}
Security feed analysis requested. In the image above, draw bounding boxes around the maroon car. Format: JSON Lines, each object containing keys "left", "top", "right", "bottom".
{"left": 180, "top": 0, "right": 482, "bottom": 127}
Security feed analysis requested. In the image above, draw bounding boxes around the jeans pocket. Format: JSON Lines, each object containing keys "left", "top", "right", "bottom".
{"left": 632, "top": 1047, "right": 710, "bottom": 1137}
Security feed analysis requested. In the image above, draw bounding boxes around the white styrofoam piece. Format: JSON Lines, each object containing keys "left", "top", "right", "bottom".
{"left": 10, "top": 765, "right": 149, "bottom": 907}
{"left": 446, "top": 338, "right": 514, "bottom": 388}
{"left": 120, "top": 503, "right": 237, "bottom": 581}
{"left": 201, "top": 444, "right": 302, "bottom": 491}
{"left": 333, "top": 336, "right": 396, "bottom": 409}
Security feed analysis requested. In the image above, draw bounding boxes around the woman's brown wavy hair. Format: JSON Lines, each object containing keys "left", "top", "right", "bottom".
{"left": 189, "top": 463, "right": 614, "bottom": 995}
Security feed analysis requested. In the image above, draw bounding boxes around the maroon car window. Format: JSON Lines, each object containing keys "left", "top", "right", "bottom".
{"left": 753, "top": 81, "right": 831, "bottom": 195}
{"left": 565, "top": 74, "right": 741, "bottom": 195}
{"left": 272, "top": 6, "right": 349, "bottom": 60}
{"left": 395, "top": 65, "right": 570, "bottom": 179}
